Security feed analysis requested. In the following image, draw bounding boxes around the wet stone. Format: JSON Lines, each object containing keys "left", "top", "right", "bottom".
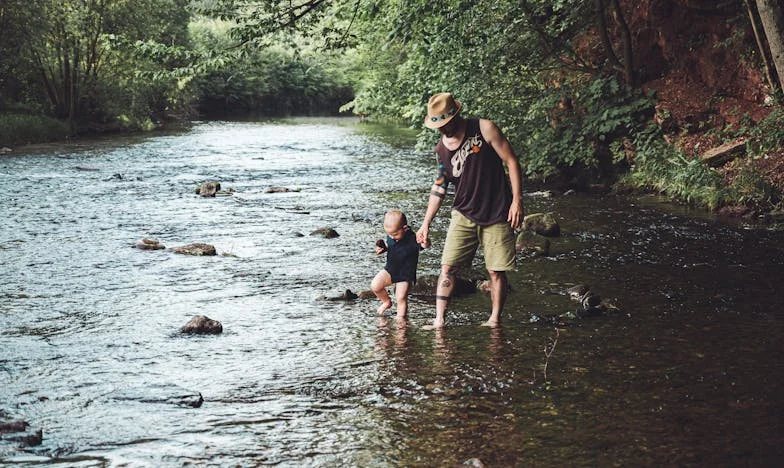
{"left": 171, "top": 243, "right": 217, "bottom": 256}
{"left": 409, "top": 274, "right": 477, "bottom": 298}
{"left": 310, "top": 227, "right": 340, "bottom": 238}
{"left": 195, "top": 181, "right": 220, "bottom": 197}
{"left": 0, "top": 412, "right": 43, "bottom": 450}
{"left": 180, "top": 315, "right": 223, "bottom": 334}
{"left": 316, "top": 289, "right": 359, "bottom": 301}
{"left": 134, "top": 238, "right": 165, "bottom": 250}
{"left": 107, "top": 383, "right": 204, "bottom": 408}
{"left": 522, "top": 212, "right": 561, "bottom": 237}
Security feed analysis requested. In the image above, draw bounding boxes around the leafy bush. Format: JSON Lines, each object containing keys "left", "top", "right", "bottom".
{"left": 0, "top": 113, "right": 71, "bottom": 147}
{"left": 519, "top": 76, "right": 653, "bottom": 179}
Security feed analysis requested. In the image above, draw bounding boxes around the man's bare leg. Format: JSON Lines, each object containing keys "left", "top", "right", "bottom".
{"left": 482, "top": 270, "right": 508, "bottom": 327}
{"left": 431, "top": 264, "right": 457, "bottom": 328}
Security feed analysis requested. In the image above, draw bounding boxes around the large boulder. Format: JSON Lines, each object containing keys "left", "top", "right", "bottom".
{"left": 180, "top": 315, "right": 223, "bottom": 334}
{"left": 171, "top": 243, "right": 217, "bottom": 256}
{"left": 522, "top": 213, "right": 560, "bottom": 237}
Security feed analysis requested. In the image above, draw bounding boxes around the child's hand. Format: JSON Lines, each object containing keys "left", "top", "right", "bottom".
{"left": 375, "top": 239, "right": 387, "bottom": 254}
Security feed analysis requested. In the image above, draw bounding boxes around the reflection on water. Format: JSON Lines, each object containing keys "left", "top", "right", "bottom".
{"left": 1, "top": 118, "right": 783, "bottom": 466}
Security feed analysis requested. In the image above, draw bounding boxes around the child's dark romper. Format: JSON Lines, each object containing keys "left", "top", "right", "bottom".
{"left": 385, "top": 229, "right": 421, "bottom": 284}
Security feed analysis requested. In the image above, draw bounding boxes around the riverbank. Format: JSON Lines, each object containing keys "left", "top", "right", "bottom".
{"left": 3, "top": 110, "right": 783, "bottom": 225}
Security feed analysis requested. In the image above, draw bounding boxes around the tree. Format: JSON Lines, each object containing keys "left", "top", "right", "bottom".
{"left": 755, "top": 0, "right": 784, "bottom": 92}
{"left": 2, "top": 0, "right": 193, "bottom": 129}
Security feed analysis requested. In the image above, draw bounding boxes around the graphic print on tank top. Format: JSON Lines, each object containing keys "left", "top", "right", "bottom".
{"left": 450, "top": 134, "right": 483, "bottom": 177}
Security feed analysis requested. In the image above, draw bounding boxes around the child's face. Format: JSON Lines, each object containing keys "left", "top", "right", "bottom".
{"left": 384, "top": 222, "right": 407, "bottom": 241}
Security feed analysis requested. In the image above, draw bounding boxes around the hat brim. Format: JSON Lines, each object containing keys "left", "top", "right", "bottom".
{"left": 424, "top": 100, "right": 462, "bottom": 129}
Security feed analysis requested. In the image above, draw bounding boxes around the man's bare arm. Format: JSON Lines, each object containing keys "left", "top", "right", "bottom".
{"left": 479, "top": 118, "right": 524, "bottom": 229}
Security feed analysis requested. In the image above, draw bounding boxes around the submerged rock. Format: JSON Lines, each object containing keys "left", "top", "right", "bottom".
{"left": 180, "top": 315, "right": 223, "bottom": 334}
{"left": 357, "top": 290, "right": 376, "bottom": 299}
{"left": 171, "top": 243, "right": 217, "bottom": 256}
{"left": 0, "top": 413, "right": 43, "bottom": 449}
{"left": 195, "top": 181, "right": 220, "bottom": 197}
{"left": 107, "top": 383, "right": 204, "bottom": 408}
{"left": 567, "top": 284, "right": 590, "bottom": 300}
{"left": 310, "top": 227, "right": 340, "bottom": 238}
{"left": 515, "top": 231, "right": 550, "bottom": 256}
{"left": 265, "top": 186, "right": 299, "bottom": 193}
{"left": 409, "top": 274, "right": 477, "bottom": 298}
{"left": 316, "top": 289, "right": 359, "bottom": 301}
{"left": 134, "top": 238, "right": 165, "bottom": 250}
{"left": 566, "top": 284, "right": 607, "bottom": 317}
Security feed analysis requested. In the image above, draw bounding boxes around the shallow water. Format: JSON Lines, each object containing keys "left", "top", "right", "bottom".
{"left": 1, "top": 118, "right": 783, "bottom": 466}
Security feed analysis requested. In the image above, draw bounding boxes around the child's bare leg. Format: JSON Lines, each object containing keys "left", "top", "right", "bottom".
{"left": 371, "top": 270, "right": 393, "bottom": 314}
{"left": 394, "top": 281, "right": 411, "bottom": 319}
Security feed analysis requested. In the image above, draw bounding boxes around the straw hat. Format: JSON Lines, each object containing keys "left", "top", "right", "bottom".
{"left": 424, "top": 93, "right": 462, "bottom": 129}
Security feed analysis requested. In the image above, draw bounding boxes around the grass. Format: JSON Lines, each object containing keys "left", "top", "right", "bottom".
{"left": 0, "top": 113, "right": 71, "bottom": 147}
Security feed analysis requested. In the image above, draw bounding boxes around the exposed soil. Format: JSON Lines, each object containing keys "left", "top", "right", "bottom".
{"left": 626, "top": 0, "right": 783, "bottom": 196}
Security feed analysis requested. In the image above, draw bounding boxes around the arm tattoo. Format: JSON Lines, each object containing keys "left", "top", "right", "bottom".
{"left": 433, "top": 162, "right": 449, "bottom": 189}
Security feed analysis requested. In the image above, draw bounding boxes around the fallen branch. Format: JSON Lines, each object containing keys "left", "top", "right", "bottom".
{"left": 543, "top": 328, "right": 561, "bottom": 382}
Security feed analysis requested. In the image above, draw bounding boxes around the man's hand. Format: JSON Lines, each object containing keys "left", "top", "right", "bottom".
{"left": 508, "top": 199, "right": 524, "bottom": 230}
{"left": 416, "top": 225, "right": 431, "bottom": 249}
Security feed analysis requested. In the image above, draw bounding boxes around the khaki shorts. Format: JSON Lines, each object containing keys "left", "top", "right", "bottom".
{"left": 441, "top": 210, "right": 516, "bottom": 271}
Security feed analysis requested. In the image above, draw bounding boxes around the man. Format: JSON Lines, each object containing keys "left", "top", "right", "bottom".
{"left": 416, "top": 92, "right": 524, "bottom": 328}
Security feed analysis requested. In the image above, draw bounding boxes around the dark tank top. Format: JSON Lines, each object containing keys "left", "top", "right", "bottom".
{"left": 434, "top": 118, "right": 512, "bottom": 225}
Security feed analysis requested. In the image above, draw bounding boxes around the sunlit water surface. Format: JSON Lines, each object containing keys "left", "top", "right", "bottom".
{"left": 1, "top": 119, "right": 783, "bottom": 466}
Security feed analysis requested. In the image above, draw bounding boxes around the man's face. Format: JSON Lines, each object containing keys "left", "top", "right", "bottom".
{"left": 438, "top": 118, "right": 458, "bottom": 138}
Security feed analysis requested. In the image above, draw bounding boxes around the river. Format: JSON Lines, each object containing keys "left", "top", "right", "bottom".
{"left": 1, "top": 118, "right": 783, "bottom": 466}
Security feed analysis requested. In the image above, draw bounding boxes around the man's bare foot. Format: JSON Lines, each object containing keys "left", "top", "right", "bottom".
{"left": 423, "top": 318, "right": 445, "bottom": 330}
{"left": 481, "top": 320, "right": 500, "bottom": 328}
{"left": 377, "top": 300, "right": 393, "bottom": 314}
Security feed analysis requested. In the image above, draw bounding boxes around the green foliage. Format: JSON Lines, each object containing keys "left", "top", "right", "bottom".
{"left": 747, "top": 108, "right": 784, "bottom": 156}
{"left": 0, "top": 0, "right": 196, "bottom": 130}
{"left": 0, "top": 113, "right": 71, "bottom": 146}
{"left": 621, "top": 125, "right": 725, "bottom": 210}
{"left": 189, "top": 18, "right": 355, "bottom": 116}
{"left": 520, "top": 76, "right": 653, "bottom": 178}
{"left": 724, "top": 159, "right": 778, "bottom": 209}
{"left": 339, "top": 0, "right": 650, "bottom": 178}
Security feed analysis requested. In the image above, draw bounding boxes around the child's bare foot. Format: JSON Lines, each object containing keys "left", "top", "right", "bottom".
{"left": 377, "top": 300, "right": 393, "bottom": 314}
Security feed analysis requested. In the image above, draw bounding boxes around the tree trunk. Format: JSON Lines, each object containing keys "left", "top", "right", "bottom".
{"left": 609, "top": 0, "right": 635, "bottom": 87}
{"left": 756, "top": 0, "right": 784, "bottom": 91}
{"left": 745, "top": 0, "right": 777, "bottom": 93}
{"left": 595, "top": 0, "right": 622, "bottom": 69}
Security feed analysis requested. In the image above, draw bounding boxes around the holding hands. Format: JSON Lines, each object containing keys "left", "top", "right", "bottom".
{"left": 416, "top": 225, "right": 431, "bottom": 249}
